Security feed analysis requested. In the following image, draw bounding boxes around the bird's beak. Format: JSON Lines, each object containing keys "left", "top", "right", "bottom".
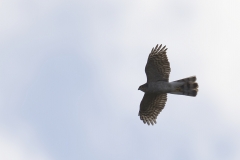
{"left": 138, "top": 87, "right": 140, "bottom": 90}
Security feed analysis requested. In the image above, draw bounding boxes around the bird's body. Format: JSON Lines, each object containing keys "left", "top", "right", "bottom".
{"left": 139, "top": 81, "right": 173, "bottom": 93}
{"left": 138, "top": 44, "right": 199, "bottom": 125}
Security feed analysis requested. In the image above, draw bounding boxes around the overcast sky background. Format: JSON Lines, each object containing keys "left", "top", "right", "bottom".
{"left": 1, "top": 0, "right": 240, "bottom": 160}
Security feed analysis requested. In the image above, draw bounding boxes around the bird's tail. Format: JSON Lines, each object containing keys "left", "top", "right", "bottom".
{"left": 170, "top": 76, "right": 198, "bottom": 97}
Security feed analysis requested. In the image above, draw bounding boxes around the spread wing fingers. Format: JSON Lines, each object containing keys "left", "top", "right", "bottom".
{"left": 145, "top": 44, "right": 171, "bottom": 82}
{"left": 138, "top": 93, "right": 167, "bottom": 125}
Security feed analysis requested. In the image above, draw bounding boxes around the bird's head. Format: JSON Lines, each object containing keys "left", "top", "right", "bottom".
{"left": 138, "top": 83, "right": 148, "bottom": 92}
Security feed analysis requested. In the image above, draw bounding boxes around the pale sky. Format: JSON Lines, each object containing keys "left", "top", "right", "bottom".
{"left": 1, "top": 0, "right": 240, "bottom": 160}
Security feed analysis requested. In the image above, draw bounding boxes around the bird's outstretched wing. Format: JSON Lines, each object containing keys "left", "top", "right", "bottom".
{"left": 138, "top": 93, "right": 167, "bottom": 125}
{"left": 145, "top": 44, "right": 171, "bottom": 82}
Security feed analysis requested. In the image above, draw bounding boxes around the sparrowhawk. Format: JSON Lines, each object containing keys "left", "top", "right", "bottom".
{"left": 138, "top": 44, "right": 199, "bottom": 125}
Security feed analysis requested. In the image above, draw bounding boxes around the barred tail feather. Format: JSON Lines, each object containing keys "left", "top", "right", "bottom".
{"left": 170, "top": 76, "right": 199, "bottom": 97}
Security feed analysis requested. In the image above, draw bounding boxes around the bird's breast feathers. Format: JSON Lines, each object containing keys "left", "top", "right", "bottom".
{"left": 147, "top": 81, "right": 172, "bottom": 93}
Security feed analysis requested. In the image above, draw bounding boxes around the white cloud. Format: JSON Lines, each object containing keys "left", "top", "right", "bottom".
{"left": 1, "top": 0, "right": 240, "bottom": 159}
{"left": 0, "top": 125, "right": 53, "bottom": 160}
{"left": 192, "top": 0, "right": 240, "bottom": 126}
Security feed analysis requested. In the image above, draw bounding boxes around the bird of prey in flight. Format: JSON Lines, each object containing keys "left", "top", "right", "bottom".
{"left": 138, "top": 44, "right": 198, "bottom": 125}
